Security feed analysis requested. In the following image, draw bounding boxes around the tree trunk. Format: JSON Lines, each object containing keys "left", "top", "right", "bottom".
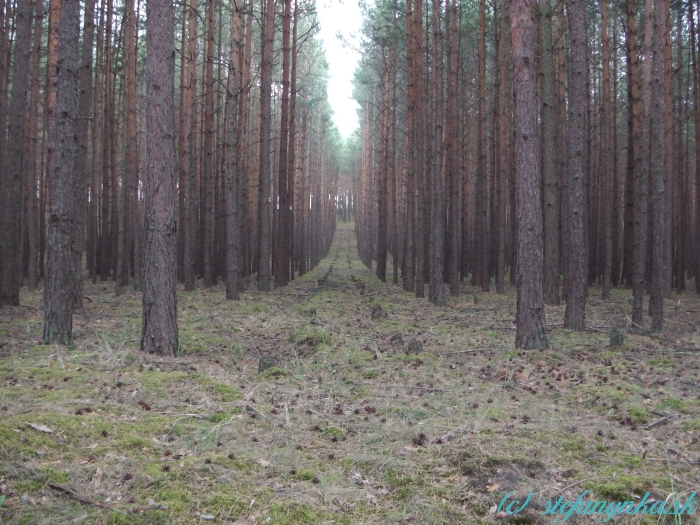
{"left": 44, "top": 0, "right": 80, "bottom": 344}
{"left": 142, "top": 0, "right": 178, "bottom": 356}
{"left": 539, "top": 0, "right": 559, "bottom": 305}
{"left": 511, "top": 0, "right": 547, "bottom": 350}
{"left": 601, "top": 0, "right": 612, "bottom": 300}
{"left": 275, "top": 0, "right": 291, "bottom": 287}
{"left": 649, "top": 0, "right": 665, "bottom": 332}
{"left": 0, "top": 0, "right": 33, "bottom": 305}
{"left": 257, "top": 0, "right": 274, "bottom": 291}
{"left": 429, "top": 0, "right": 445, "bottom": 306}
{"left": 225, "top": 1, "right": 242, "bottom": 300}
{"left": 563, "top": 0, "right": 587, "bottom": 331}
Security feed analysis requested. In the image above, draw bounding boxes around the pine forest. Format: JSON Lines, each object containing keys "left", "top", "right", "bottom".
{"left": 1, "top": 0, "right": 700, "bottom": 522}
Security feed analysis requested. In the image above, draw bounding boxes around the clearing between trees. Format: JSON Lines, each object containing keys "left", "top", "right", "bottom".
{"left": 1, "top": 222, "right": 699, "bottom": 524}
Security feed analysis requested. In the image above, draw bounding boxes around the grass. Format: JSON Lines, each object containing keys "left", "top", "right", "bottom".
{"left": 1, "top": 223, "right": 699, "bottom": 524}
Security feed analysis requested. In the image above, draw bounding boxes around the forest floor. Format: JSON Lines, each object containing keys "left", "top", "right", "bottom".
{"left": 1, "top": 222, "right": 700, "bottom": 525}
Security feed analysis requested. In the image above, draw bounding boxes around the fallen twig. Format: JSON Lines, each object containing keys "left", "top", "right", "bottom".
{"left": 559, "top": 478, "right": 596, "bottom": 493}
{"left": 643, "top": 415, "right": 673, "bottom": 430}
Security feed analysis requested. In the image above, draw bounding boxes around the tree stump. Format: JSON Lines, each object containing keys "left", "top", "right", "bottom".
{"left": 258, "top": 354, "right": 281, "bottom": 374}
{"left": 406, "top": 339, "right": 423, "bottom": 354}
{"left": 371, "top": 304, "right": 387, "bottom": 320}
{"left": 609, "top": 328, "right": 624, "bottom": 347}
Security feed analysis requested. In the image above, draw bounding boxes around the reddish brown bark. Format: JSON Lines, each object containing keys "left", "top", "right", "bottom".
{"left": 511, "top": 0, "right": 547, "bottom": 349}
{"left": 141, "top": 0, "right": 178, "bottom": 355}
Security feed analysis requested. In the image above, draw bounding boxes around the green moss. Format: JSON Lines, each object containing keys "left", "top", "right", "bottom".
{"left": 38, "top": 465, "right": 69, "bottom": 484}
{"left": 628, "top": 406, "right": 649, "bottom": 424}
{"left": 648, "top": 358, "right": 674, "bottom": 367}
{"left": 362, "top": 370, "right": 379, "bottom": 380}
{"left": 212, "top": 382, "right": 242, "bottom": 398}
{"left": 658, "top": 397, "right": 689, "bottom": 413}
{"left": 259, "top": 367, "right": 288, "bottom": 378}
{"left": 680, "top": 419, "right": 700, "bottom": 431}
{"left": 267, "top": 502, "right": 351, "bottom": 524}
{"left": 293, "top": 470, "right": 317, "bottom": 481}
{"left": 582, "top": 473, "right": 646, "bottom": 501}
{"left": 323, "top": 426, "right": 344, "bottom": 439}
{"left": 355, "top": 385, "right": 372, "bottom": 397}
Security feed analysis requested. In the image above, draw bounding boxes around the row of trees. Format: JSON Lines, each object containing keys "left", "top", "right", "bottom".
{"left": 0, "top": 0, "right": 345, "bottom": 354}
{"left": 352, "top": 0, "right": 695, "bottom": 347}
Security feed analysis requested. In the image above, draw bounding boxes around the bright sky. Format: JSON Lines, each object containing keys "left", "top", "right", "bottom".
{"left": 316, "top": 0, "right": 363, "bottom": 138}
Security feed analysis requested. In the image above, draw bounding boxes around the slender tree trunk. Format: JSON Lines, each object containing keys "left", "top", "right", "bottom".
{"left": 275, "top": 0, "right": 291, "bottom": 287}
{"left": 512, "top": 0, "right": 547, "bottom": 349}
{"left": 44, "top": 0, "right": 80, "bottom": 344}
{"left": 601, "top": 0, "right": 613, "bottom": 300}
{"left": 142, "top": 0, "right": 178, "bottom": 356}
{"left": 287, "top": 0, "right": 298, "bottom": 281}
{"left": 225, "top": 1, "right": 242, "bottom": 300}
{"left": 429, "top": 0, "right": 445, "bottom": 306}
{"left": 24, "top": 1, "right": 42, "bottom": 290}
{"left": 564, "top": 0, "right": 587, "bottom": 330}
{"left": 414, "top": 0, "right": 425, "bottom": 298}
{"left": 257, "top": 0, "right": 274, "bottom": 291}
{"left": 476, "top": 0, "right": 489, "bottom": 291}
{"left": 691, "top": 3, "right": 700, "bottom": 294}
{"left": 540, "top": 0, "right": 559, "bottom": 305}
{"left": 632, "top": 0, "right": 652, "bottom": 326}
{"left": 0, "top": 0, "right": 33, "bottom": 305}
{"left": 649, "top": 0, "right": 665, "bottom": 332}
{"left": 202, "top": 0, "right": 215, "bottom": 286}
{"left": 403, "top": 0, "right": 415, "bottom": 292}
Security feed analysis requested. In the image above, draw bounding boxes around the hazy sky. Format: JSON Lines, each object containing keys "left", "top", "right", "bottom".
{"left": 316, "top": 0, "right": 363, "bottom": 138}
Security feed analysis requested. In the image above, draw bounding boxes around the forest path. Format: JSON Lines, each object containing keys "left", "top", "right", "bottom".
{"left": 2, "top": 223, "right": 700, "bottom": 524}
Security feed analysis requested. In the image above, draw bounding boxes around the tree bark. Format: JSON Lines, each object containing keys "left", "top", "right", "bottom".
{"left": 511, "top": 0, "right": 547, "bottom": 350}
{"left": 0, "top": 0, "right": 33, "bottom": 305}
{"left": 257, "top": 0, "right": 275, "bottom": 291}
{"left": 141, "top": 0, "right": 178, "bottom": 356}
{"left": 44, "top": 0, "right": 80, "bottom": 344}
{"left": 564, "top": 0, "right": 587, "bottom": 331}
{"left": 540, "top": 0, "right": 559, "bottom": 305}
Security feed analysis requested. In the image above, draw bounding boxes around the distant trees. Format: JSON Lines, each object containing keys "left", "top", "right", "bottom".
{"left": 0, "top": 0, "right": 343, "bottom": 351}
{"left": 352, "top": 0, "right": 700, "bottom": 343}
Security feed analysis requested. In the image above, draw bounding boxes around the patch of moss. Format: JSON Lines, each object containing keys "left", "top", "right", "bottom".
{"left": 680, "top": 419, "right": 700, "bottom": 431}
{"left": 658, "top": 397, "right": 689, "bottom": 414}
{"left": 648, "top": 358, "right": 673, "bottom": 367}
{"left": 582, "top": 472, "right": 646, "bottom": 501}
{"left": 628, "top": 406, "right": 649, "bottom": 424}
{"left": 259, "top": 366, "right": 288, "bottom": 378}
{"left": 323, "top": 426, "right": 344, "bottom": 439}
{"left": 362, "top": 370, "right": 379, "bottom": 380}
{"left": 38, "top": 465, "right": 69, "bottom": 484}
{"left": 266, "top": 502, "right": 351, "bottom": 524}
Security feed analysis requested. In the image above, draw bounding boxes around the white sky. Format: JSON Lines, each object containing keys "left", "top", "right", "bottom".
{"left": 315, "top": 0, "right": 363, "bottom": 139}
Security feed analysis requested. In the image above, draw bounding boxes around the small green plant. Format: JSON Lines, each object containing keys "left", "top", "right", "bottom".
{"left": 628, "top": 406, "right": 649, "bottom": 424}
{"left": 362, "top": 369, "right": 379, "bottom": 380}
{"left": 323, "top": 426, "right": 344, "bottom": 439}
{"left": 259, "top": 366, "right": 288, "bottom": 378}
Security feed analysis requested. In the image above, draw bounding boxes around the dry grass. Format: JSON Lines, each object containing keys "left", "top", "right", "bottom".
{"left": 1, "top": 222, "right": 700, "bottom": 524}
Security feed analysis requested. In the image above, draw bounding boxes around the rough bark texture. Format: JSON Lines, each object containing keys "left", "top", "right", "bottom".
{"left": 44, "top": 0, "right": 80, "bottom": 344}
{"left": 564, "top": 0, "right": 587, "bottom": 331}
{"left": 511, "top": 0, "right": 547, "bottom": 350}
{"left": 257, "top": 0, "right": 274, "bottom": 291}
{"left": 141, "top": 0, "right": 178, "bottom": 356}
{"left": 540, "top": 0, "right": 559, "bottom": 305}
{"left": 1, "top": 0, "right": 33, "bottom": 306}
{"left": 225, "top": 1, "right": 242, "bottom": 300}
{"left": 429, "top": 0, "right": 445, "bottom": 307}
{"left": 275, "top": 0, "right": 291, "bottom": 287}
{"left": 649, "top": 0, "right": 665, "bottom": 332}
